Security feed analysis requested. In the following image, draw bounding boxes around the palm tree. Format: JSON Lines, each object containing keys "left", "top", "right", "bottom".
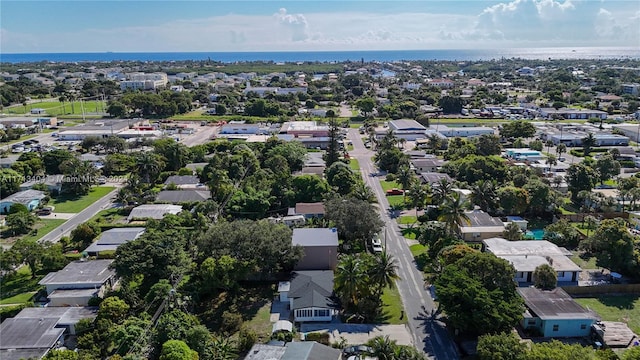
{"left": 211, "top": 336, "right": 237, "bottom": 360}
{"left": 408, "top": 182, "right": 430, "bottom": 220}
{"left": 545, "top": 154, "right": 558, "bottom": 171}
{"left": 545, "top": 140, "right": 554, "bottom": 155}
{"left": 369, "top": 252, "right": 400, "bottom": 299}
{"left": 427, "top": 133, "right": 442, "bottom": 154}
{"left": 352, "top": 181, "right": 376, "bottom": 203}
{"left": 556, "top": 143, "right": 567, "bottom": 158}
{"left": 432, "top": 179, "right": 452, "bottom": 206}
{"left": 582, "top": 133, "right": 597, "bottom": 157}
{"left": 438, "top": 192, "right": 470, "bottom": 237}
{"left": 398, "top": 138, "right": 407, "bottom": 150}
{"left": 470, "top": 180, "right": 497, "bottom": 213}
{"left": 58, "top": 94, "right": 67, "bottom": 114}
{"left": 135, "top": 152, "right": 165, "bottom": 184}
{"left": 115, "top": 188, "right": 132, "bottom": 206}
{"left": 369, "top": 336, "right": 397, "bottom": 360}
{"left": 396, "top": 165, "right": 414, "bottom": 201}
{"left": 335, "top": 255, "right": 363, "bottom": 310}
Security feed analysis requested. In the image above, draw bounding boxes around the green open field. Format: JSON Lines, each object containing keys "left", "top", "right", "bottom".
{"left": 22, "top": 219, "right": 67, "bottom": 242}
{"left": 6, "top": 100, "right": 108, "bottom": 116}
{"left": 89, "top": 207, "right": 127, "bottom": 224}
{"left": 398, "top": 215, "right": 418, "bottom": 225}
{"left": 380, "top": 285, "right": 406, "bottom": 324}
{"left": 0, "top": 266, "right": 42, "bottom": 306}
{"left": 575, "top": 295, "right": 640, "bottom": 334}
{"left": 49, "top": 186, "right": 115, "bottom": 213}
{"left": 349, "top": 158, "right": 360, "bottom": 172}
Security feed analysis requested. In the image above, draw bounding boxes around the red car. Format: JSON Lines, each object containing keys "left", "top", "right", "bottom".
{"left": 386, "top": 188, "right": 404, "bottom": 196}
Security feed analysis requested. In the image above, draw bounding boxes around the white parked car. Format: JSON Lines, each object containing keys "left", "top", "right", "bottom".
{"left": 371, "top": 236, "right": 383, "bottom": 253}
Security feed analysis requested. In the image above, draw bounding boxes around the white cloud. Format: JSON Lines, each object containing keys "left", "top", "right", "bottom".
{"left": 0, "top": 3, "right": 637, "bottom": 53}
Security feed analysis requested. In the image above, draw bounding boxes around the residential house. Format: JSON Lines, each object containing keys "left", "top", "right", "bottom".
{"left": 418, "top": 172, "right": 452, "bottom": 186}
{"left": 459, "top": 209, "right": 505, "bottom": 242}
{"left": 19, "top": 175, "right": 64, "bottom": 193}
{"left": 79, "top": 153, "right": 106, "bottom": 168}
{"left": 244, "top": 341, "right": 341, "bottom": 360}
{"left": 278, "top": 270, "right": 337, "bottom": 323}
{"left": 482, "top": 237, "right": 581, "bottom": 285}
{"left": 14, "top": 306, "right": 98, "bottom": 335}
{"left": 410, "top": 158, "right": 446, "bottom": 173}
{"left": 292, "top": 228, "right": 339, "bottom": 271}
{"left": 518, "top": 287, "right": 597, "bottom": 338}
{"left": 0, "top": 189, "right": 46, "bottom": 214}
{"left": 83, "top": 227, "right": 146, "bottom": 256}
{"left": 0, "top": 318, "right": 65, "bottom": 360}
{"left": 288, "top": 202, "right": 325, "bottom": 219}
{"left": 163, "top": 175, "right": 202, "bottom": 189}
{"left": 156, "top": 190, "right": 211, "bottom": 204}
{"left": 0, "top": 155, "right": 20, "bottom": 169}
{"left": 39, "top": 259, "right": 117, "bottom": 306}
{"left": 127, "top": 204, "right": 183, "bottom": 221}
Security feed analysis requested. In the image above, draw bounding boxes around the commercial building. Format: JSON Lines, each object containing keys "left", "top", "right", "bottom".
{"left": 538, "top": 108, "right": 607, "bottom": 120}
{"left": 280, "top": 121, "right": 329, "bottom": 138}
{"left": 429, "top": 124, "right": 495, "bottom": 138}
{"left": 388, "top": 119, "right": 427, "bottom": 141}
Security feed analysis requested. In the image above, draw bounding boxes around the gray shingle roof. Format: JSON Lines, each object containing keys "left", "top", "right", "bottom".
{"left": 96, "top": 227, "right": 146, "bottom": 245}
{"left": 0, "top": 348, "right": 51, "bottom": 360}
{"left": 1, "top": 189, "right": 46, "bottom": 204}
{"left": 39, "top": 259, "right": 115, "bottom": 286}
{"left": 164, "top": 175, "right": 201, "bottom": 185}
{"left": 281, "top": 342, "right": 341, "bottom": 360}
{"left": 288, "top": 270, "right": 335, "bottom": 310}
{"left": 418, "top": 172, "right": 452, "bottom": 184}
{"left": 15, "top": 307, "right": 98, "bottom": 326}
{"left": 156, "top": 190, "right": 211, "bottom": 203}
{"left": 465, "top": 210, "right": 504, "bottom": 227}
{"left": 0, "top": 318, "right": 64, "bottom": 349}
{"left": 292, "top": 228, "right": 338, "bottom": 247}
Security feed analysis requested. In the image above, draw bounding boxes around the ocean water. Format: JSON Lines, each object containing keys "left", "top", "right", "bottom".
{"left": 2, "top": 47, "right": 639, "bottom": 64}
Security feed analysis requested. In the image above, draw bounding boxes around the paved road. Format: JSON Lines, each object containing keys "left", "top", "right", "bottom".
{"left": 347, "top": 128, "right": 459, "bottom": 360}
{"left": 38, "top": 187, "right": 120, "bottom": 244}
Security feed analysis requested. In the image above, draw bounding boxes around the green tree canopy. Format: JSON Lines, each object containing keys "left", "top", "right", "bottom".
{"left": 435, "top": 252, "right": 524, "bottom": 335}
{"left": 533, "top": 264, "right": 557, "bottom": 290}
{"left": 324, "top": 196, "right": 383, "bottom": 251}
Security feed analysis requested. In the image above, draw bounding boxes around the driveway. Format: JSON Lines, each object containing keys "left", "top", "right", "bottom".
{"left": 300, "top": 324, "right": 414, "bottom": 346}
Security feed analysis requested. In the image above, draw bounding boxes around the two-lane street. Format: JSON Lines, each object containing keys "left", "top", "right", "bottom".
{"left": 347, "top": 129, "right": 459, "bottom": 360}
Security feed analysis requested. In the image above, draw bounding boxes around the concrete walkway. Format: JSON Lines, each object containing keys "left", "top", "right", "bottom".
{"left": 39, "top": 212, "right": 76, "bottom": 220}
{"left": 300, "top": 324, "right": 414, "bottom": 346}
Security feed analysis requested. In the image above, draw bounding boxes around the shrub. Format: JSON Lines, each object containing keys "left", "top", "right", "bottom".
{"left": 220, "top": 311, "right": 243, "bottom": 335}
{"left": 271, "top": 331, "right": 294, "bottom": 343}
{"left": 385, "top": 173, "right": 396, "bottom": 182}
{"left": 304, "top": 332, "right": 330, "bottom": 345}
{"left": 237, "top": 326, "right": 257, "bottom": 352}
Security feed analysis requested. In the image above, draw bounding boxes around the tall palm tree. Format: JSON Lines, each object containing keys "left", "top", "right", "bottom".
{"left": 369, "top": 252, "right": 400, "bottom": 298}
{"left": 352, "top": 181, "right": 376, "bottom": 203}
{"left": 396, "top": 165, "right": 414, "bottom": 201}
{"left": 438, "top": 192, "right": 471, "bottom": 237}
{"left": 135, "top": 152, "right": 165, "bottom": 184}
{"left": 432, "top": 179, "right": 452, "bottom": 206}
{"left": 582, "top": 133, "right": 597, "bottom": 157}
{"left": 408, "top": 182, "right": 430, "bottom": 220}
{"left": 545, "top": 154, "right": 558, "bottom": 171}
{"left": 470, "top": 180, "right": 497, "bottom": 213}
{"left": 545, "top": 140, "right": 554, "bottom": 155}
{"left": 427, "top": 133, "right": 442, "bottom": 154}
{"left": 398, "top": 138, "right": 407, "bottom": 150}
{"left": 335, "top": 255, "right": 363, "bottom": 310}
{"left": 556, "top": 143, "right": 567, "bottom": 158}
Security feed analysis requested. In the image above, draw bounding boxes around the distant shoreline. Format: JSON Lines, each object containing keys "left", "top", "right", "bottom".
{"left": 2, "top": 47, "right": 639, "bottom": 64}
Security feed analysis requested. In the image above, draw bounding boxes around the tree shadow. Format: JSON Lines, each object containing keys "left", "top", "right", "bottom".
{"left": 596, "top": 294, "right": 639, "bottom": 310}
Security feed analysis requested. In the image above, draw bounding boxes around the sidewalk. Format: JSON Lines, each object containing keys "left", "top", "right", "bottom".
{"left": 39, "top": 212, "right": 76, "bottom": 220}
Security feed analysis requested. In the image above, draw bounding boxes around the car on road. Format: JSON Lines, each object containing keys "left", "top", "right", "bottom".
{"left": 386, "top": 188, "right": 404, "bottom": 196}
{"left": 371, "top": 236, "right": 383, "bottom": 253}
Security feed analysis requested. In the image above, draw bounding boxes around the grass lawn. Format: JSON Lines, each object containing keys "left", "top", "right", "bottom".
{"left": 0, "top": 266, "right": 43, "bottom": 305}
{"left": 387, "top": 195, "right": 405, "bottom": 208}
{"left": 570, "top": 252, "right": 599, "bottom": 270}
{"left": 410, "top": 244, "right": 429, "bottom": 271}
{"left": 22, "top": 219, "right": 67, "bottom": 242}
{"left": 398, "top": 215, "right": 417, "bottom": 225}
{"left": 50, "top": 186, "right": 115, "bottom": 213}
{"left": 574, "top": 295, "right": 640, "bottom": 334}
{"left": 379, "top": 180, "right": 400, "bottom": 191}
{"left": 4, "top": 134, "right": 37, "bottom": 146}
{"left": 349, "top": 158, "right": 360, "bottom": 172}
{"left": 401, "top": 228, "right": 417, "bottom": 240}
{"left": 6, "top": 100, "right": 107, "bottom": 116}
{"left": 242, "top": 301, "right": 274, "bottom": 343}
{"left": 379, "top": 285, "right": 406, "bottom": 324}
{"left": 602, "top": 179, "right": 618, "bottom": 187}
{"left": 90, "top": 207, "right": 127, "bottom": 224}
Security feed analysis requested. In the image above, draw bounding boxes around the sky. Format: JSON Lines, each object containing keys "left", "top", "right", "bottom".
{"left": 1, "top": 0, "right": 639, "bottom": 53}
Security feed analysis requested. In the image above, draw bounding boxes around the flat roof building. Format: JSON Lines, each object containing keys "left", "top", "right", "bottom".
{"left": 127, "top": 204, "right": 183, "bottom": 221}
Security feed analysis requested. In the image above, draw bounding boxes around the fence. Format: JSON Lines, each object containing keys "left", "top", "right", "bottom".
{"left": 562, "top": 283, "right": 640, "bottom": 296}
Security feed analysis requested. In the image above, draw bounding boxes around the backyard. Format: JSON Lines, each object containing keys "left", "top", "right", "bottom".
{"left": 379, "top": 285, "right": 406, "bottom": 324}
{"left": 49, "top": 186, "right": 115, "bottom": 213}
{"left": 574, "top": 295, "right": 640, "bottom": 334}
{"left": 0, "top": 266, "right": 43, "bottom": 306}
{"left": 0, "top": 218, "right": 66, "bottom": 246}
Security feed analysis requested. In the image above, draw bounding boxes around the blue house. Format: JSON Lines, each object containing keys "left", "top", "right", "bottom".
{"left": 0, "top": 190, "right": 46, "bottom": 214}
{"left": 518, "top": 287, "right": 597, "bottom": 338}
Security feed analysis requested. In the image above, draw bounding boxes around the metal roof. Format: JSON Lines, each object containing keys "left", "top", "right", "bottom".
{"left": 127, "top": 204, "right": 183, "bottom": 220}
{"left": 14, "top": 307, "right": 98, "bottom": 325}
{"left": 518, "top": 287, "right": 597, "bottom": 320}
{"left": 483, "top": 237, "right": 571, "bottom": 256}
{"left": 292, "top": 228, "right": 338, "bottom": 247}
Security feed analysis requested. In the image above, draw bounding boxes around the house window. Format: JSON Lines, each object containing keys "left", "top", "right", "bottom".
{"left": 516, "top": 272, "right": 523, "bottom": 279}
{"left": 314, "top": 309, "right": 329, "bottom": 317}
{"left": 297, "top": 309, "right": 312, "bottom": 318}
{"left": 553, "top": 325, "right": 559, "bottom": 332}
{"left": 558, "top": 272, "right": 564, "bottom": 278}
{"left": 527, "top": 319, "right": 536, "bottom": 325}
{"left": 581, "top": 324, "right": 587, "bottom": 330}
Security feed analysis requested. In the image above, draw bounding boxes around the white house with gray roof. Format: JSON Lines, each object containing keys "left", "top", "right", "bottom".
{"left": 0, "top": 318, "right": 65, "bottom": 360}
{"left": 39, "top": 259, "right": 116, "bottom": 306}
{"left": 83, "top": 227, "right": 146, "bottom": 256}
{"left": 0, "top": 189, "right": 46, "bottom": 214}
{"left": 278, "top": 270, "right": 337, "bottom": 323}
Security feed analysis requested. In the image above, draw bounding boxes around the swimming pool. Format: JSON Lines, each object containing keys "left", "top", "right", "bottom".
{"left": 525, "top": 229, "right": 545, "bottom": 240}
